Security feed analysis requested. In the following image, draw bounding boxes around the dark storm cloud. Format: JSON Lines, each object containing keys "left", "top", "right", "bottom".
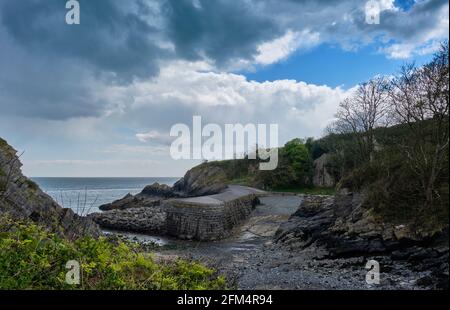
{"left": 0, "top": 0, "right": 448, "bottom": 121}
{"left": 0, "top": 0, "right": 281, "bottom": 81}
{"left": 0, "top": 0, "right": 282, "bottom": 119}
{"left": 161, "top": 0, "right": 281, "bottom": 66}
{"left": 0, "top": 0, "right": 165, "bottom": 81}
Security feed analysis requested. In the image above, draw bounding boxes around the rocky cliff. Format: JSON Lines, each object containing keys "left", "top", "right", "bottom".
{"left": 0, "top": 137, "right": 100, "bottom": 239}
{"left": 173, "top": 163, "right": 228, "bottom": 196}
{"left": 275, "top": 191, "right": 449, "bottom": 288}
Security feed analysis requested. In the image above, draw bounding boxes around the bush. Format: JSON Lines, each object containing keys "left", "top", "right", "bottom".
{"left": 0, "top": 216, "right": 227, "bottom": 290}
{"left": 259, "top": 138, "right": 313, "bottom": 189}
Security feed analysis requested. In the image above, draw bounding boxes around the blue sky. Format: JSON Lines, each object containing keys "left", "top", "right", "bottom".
{"left": 0, "top": 0, "right": 448, "bottom": 177}
{"left": 243, "top": 43, "right": 433, "bottom": 87}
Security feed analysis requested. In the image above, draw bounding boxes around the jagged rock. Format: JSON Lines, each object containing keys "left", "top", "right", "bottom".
{"left": 99, "top": 193, "right": 161, "bottom": 211}
{"left": 173, "top": 163, "right": 228, "bottom": 196}
{"left": 140, "top": 182, "right": 179, "bottom": 197}
{"left": 0, "top": 137, "right": 100, "bottom": 239}
{"left": 275, "top": 190, "right": 449, "bottom": 288}
{"left": 276, "top": 192, "right": 448, "bottom": 257}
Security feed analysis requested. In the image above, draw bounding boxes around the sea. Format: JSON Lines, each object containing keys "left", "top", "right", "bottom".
{"left": 31, "top": 177, "right": 179, "bottom": 215}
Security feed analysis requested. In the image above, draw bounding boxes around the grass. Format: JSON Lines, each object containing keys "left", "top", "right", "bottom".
{"left": 227, "top": 176, "right": 253, "bottom": 186}
{"left": 271, "top": 187, "right": 336, "bottom": 195}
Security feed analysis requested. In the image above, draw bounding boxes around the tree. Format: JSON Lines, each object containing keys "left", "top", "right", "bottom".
{"left": 388, "top": 42, "right": 449, "bottom": 208}
{"left": 333, "top": 77, "right": 391, "bottom": 164}
{"left": 259, "top": 139, "right": 313, "bottom": 189}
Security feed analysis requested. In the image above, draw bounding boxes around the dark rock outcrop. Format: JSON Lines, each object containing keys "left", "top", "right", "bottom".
{"left": 275, "top": 191, "right": 449, "bottom": 289}
{"left": 173, "top": 163, "right": 228, "bottom": 196}
{"left": 140, "top": 182, "right": 180, "bottom": 198}
{"left": 0, "top": 137, "right": 100, "bottom": 239}
{"left": 99, "top": 193, "right": 161, "bottom": 211}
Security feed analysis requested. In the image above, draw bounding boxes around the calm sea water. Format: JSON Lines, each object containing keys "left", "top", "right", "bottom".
{"left": 32, "top": 177, "right": 179, "bottom": 215}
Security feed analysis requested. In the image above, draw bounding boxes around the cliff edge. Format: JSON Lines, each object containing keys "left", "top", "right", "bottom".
{"left": 0, "top": 137, "right": 100, "bottom": 239}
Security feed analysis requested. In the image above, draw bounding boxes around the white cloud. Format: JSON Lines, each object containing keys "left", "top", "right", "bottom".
{"left": 379, "top": 1, "right": 449, "bottom": 59}
{"left": 255, "top": 30, "right": 320, "bottom": 65}
{"left": 104, "top": 61, "right": 351, "bottom": 141}
{"left": 378, "top": 0, "right": 398, "bottom": 11}
{"left": 135, "top": 130, "right": 172, "bottom": 144}
{"left": 381, "top": 40, "right": 444, "bottom": 59}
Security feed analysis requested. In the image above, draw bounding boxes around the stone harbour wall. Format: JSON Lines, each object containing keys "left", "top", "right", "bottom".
{"left": 165, "top": 194, "right": 259, "bottom": 241}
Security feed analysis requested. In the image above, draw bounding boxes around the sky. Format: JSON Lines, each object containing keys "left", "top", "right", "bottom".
{"left": 0, "top": 0, "right": 448, "bottom": 177}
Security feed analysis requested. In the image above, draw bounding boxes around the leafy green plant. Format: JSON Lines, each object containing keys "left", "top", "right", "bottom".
{"left": 0, "top": 216, "right": 227, "bottom": 290}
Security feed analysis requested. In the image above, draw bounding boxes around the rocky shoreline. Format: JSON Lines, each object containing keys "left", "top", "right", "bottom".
{"left": 99, "top": 189, "right": 448, "bottom": 289}
{"left": 108, "top": 193, "right": 448, "bottom": 289}
{"left": 274, "top": 193, "right": 449, "bottom": 289}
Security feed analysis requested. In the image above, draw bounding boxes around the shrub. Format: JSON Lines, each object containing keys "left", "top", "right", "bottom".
{"left": 0, "top": 216, "right": 227, "bottom": 290}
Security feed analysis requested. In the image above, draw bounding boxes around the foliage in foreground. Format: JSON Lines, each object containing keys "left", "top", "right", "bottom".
{"left": 0, "top": 216, "right": 227, "bottom": 290}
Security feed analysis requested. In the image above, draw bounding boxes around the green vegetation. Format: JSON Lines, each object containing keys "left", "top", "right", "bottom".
{"left": 272, "top": 187, "right": 336, "bottom": 195}
{"left": 306, "top": 43, "right": 449, "bottom": 230}
{"left": 259, "top": 138, "right": 313, "bottom": 189}
{"left": 0, "top": 137, "right": 7, "bottom": 148}
{"left": 0, "top": 216, "right": 227, "bottom": 290}
{"left": 204, "top": 138, "right": 315, "bottom": 191}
